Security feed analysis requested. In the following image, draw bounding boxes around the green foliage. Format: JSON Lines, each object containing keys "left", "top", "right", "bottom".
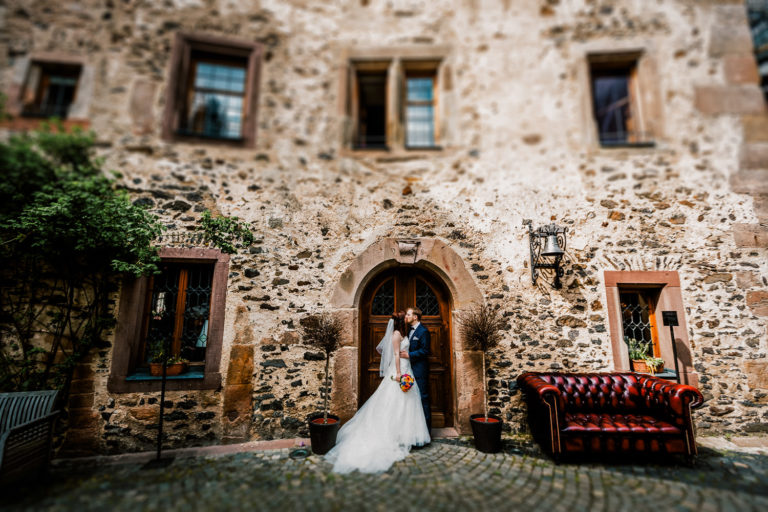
{"left": 626, "top": 338, "right": 650, "bottom": 360}
{"left": 0, "top": 127, "right": 164, "bottom": 393}
{"left": 198, "top": 209, "right": 255, "bottom": 254}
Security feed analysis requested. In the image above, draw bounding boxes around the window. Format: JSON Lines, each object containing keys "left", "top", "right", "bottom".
{"left": 108, "top": 248, "right": 229, "bottom": 392}
{"left": 181, "top": 55, "right": 247, "bottom": 140}
{"left": 619, "top": 289, "right": 661, "bottom": 362}
{"left": 354, "top": 66, "right": 388, "bottom": 149}
{"left": 163, "top": 33, "right": 262, "bottom": 147}
{"left": 604, "top": 271, "right": 698, "bottom": 386}
{"left": 140, "top": 262, "right": 214, "bottom": 368}
{"left": 405, "top": 73, "right": 436, "bottom": 148}
{"left": 346, "top": 53, "right": 444, "bottom": 152}
{"left": 21, "top": 61, "right": 82, "bottom": 119}
{"left": 589, "top": 53, "right": 654, "bottom": 147}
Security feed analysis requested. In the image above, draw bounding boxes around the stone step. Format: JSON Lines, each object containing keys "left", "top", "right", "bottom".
{"left": 741, "top": 143, "right": 768, "bottom": 170}
{"left": 731, "top": 170, "right": 768, "bottom": 195}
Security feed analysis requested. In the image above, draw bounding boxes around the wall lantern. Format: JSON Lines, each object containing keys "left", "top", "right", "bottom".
{"left": 525, "top": 221, "right": 568, "bottom": 289}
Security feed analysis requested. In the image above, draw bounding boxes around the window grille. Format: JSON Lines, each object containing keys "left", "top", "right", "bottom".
{"left": 416, "top": 280, "right": 440, "bottom": 316}
{"left": 371, "top": 279, "right": 395, "bottom": 316}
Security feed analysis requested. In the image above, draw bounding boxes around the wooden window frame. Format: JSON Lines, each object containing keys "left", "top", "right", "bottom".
{"left": 162, "top": 32, "right": 263, "bottom": 148}
{"left": 108, "top": 248, "right": 230, "bottom": 392}
{"left": 604, "top": 271, "right": 697, "bottom": 386}
{"left": 341, "top": 48, "right": 448, "bottom": 155}
{"left": 588, "top": 51, "right": 655, "bottom": 149}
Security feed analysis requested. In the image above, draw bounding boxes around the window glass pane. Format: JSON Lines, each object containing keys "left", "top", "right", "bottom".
{"left": 371, "top": 279, "right": 395, "bottom": 316}
{"left": 143, "top": 263, "right": 214, "bottom": 365}
{"left": 407, "top": 77, "right": 433, "bottom": 102}
{"left": 144, "top": 265, "right": 181, "bottom": 364}
{"left": 179, "top": 265, "right": 214, "bottom": 362}
{"left": 619, "top": 291, "right": 655, "bottom": 357}
{"left": 415, "top": 280, "right": 440, "bottom": 316}
{"left": 592, "top": 74, "right": 630, "bottom": 144}
{"left": 406, "top": 105, "right": 434, "bottom": 147}
{"left": 194, "top": 61, "right": 246, "bottom": 94}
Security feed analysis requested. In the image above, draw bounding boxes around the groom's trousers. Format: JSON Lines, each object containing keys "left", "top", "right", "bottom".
{"left": 415, "top": 375, "right": 431, "bottom": 432}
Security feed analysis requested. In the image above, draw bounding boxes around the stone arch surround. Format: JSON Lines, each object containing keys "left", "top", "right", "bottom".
{"left": 329, "top": 238, "right": 484, "bottom": 434}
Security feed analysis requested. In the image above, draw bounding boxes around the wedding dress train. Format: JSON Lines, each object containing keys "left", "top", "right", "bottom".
{"left": 324, "top": 323, "right": 431, "bottom": 474}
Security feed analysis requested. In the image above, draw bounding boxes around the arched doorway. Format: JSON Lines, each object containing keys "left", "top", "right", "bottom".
{"left": 359, "top": 266, "right": 453, "bottom": 428}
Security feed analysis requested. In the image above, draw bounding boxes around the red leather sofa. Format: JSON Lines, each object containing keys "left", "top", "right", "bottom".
{"left": 517, "top": 372, "right": 704, "bottom": 461}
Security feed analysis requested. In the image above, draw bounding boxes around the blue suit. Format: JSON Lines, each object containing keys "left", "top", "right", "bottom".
{"left": 408, "top": 323, "right": 431, "bottom": 432}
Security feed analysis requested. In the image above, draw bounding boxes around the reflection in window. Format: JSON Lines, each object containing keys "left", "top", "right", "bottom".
{"left": 592, "top": 73, "right": 631, "bottom": 145}
{"left": 182, "top": 55, "right": 247, "bottom": 140}
{"left": 21, "top": 62, "right": 82, "bottom": 119}
{"left": 405, "top": 76, "right": 435, "bottom": 148}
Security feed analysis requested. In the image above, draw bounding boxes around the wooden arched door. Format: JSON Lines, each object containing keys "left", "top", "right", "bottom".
{"left": 360, "top": 267, "right": 453, "bottom": 428}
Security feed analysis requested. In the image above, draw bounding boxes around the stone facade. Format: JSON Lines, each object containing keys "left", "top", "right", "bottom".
{"left": 1, "top": 0, "right": 767, "bottom": 454}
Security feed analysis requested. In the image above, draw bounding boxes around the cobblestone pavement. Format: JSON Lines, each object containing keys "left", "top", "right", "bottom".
{"left": 3, "top": 436, "right": 767, "bottom": 512}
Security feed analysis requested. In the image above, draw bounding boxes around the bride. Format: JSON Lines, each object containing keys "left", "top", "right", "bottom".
{"left": 325, "top": 311, "right": 431, "bottom": 473}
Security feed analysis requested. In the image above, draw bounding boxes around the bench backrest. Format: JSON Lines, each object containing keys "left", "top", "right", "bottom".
{"left": 0, "top": 390, "right": 59, "bottom": 433}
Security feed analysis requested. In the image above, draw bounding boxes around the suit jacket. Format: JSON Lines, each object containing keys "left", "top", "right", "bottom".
{"left": 408, "top": 323, "right": 431, "bottom": 382}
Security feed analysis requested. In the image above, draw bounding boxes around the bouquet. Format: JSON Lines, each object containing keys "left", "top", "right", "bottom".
{"left": 391, "top": 373, "right": 414, "bottom": 392}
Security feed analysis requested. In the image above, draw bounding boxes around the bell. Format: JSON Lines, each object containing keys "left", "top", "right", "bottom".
{"left": 541, "top": 234, "right": 564, "bottom": 257}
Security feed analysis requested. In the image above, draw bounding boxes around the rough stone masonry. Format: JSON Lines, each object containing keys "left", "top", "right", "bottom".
{"left": 0, "top": 0, "right": 766, "bottom": 455}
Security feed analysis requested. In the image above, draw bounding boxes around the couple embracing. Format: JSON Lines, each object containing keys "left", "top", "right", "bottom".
{"left": 325, "top": 308, "right": 432, "bottom": 474}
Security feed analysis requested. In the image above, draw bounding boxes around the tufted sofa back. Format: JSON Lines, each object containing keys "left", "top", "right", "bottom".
{"left": 535, "top": 373, "right": 649, "bottom": 414}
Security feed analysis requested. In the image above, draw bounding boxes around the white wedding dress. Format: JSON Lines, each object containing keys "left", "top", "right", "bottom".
{"left": 325, "top": 320, "right": 431, "bottom": 474}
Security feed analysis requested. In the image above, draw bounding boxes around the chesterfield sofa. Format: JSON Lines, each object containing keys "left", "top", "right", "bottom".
{"left": 517, "top": 372, "right": 704, "bottom": 462}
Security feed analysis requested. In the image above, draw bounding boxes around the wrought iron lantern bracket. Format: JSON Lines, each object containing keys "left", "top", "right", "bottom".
{"left": 525, "top": 221, "right": 568, "bottom": 289}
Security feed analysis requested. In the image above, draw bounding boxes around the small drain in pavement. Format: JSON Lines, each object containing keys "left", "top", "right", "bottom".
{"left": 289, "top": 448, "right": 311, "bottom": 459}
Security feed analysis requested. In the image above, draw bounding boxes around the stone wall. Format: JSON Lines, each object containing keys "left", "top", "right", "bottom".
{"left": 1, "top": 0, "right": 766, "bottom": 454}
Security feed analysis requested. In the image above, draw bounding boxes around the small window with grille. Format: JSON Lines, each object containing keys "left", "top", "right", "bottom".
{"left": 619, "top": 289, "right": 661, "bottom": 362}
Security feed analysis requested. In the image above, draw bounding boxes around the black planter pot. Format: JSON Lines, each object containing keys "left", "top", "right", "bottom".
{"left": 470, "top": 413, "right": 503, "bottom": 453}
{"left": 308, "top": 413, "right": 340, "bottom": 455}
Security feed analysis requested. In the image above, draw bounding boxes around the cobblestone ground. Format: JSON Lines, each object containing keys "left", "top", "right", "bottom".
{"left": 3, "top": 437, "right": 767, "bottom": 512}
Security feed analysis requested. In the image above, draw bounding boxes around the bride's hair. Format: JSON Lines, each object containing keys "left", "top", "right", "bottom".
{"left": 391, "top": 311, "right": 407, "bottom": 336}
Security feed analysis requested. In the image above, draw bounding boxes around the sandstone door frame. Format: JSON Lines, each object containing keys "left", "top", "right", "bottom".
{"left": 330, "top": 238, "right": 483, "bottom": 434}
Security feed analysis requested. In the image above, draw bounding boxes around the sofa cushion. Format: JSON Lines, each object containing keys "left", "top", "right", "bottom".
{"left": 562, "top": 412, "right": 682, "bottom": 435}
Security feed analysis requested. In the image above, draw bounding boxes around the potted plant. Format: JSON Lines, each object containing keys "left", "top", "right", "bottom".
{"left": 643, "top": 356, "right": 665, "bottom": 375}
{"left": 300, "top": 312, "right": 343, "bottom": 455}
{"left": 459, "top": 303, "right": 506, "bottom": 453}
{"left": 147, "top": 340, "right": 188, "bottom": 376}
{"left": 626, "top": 338, "right": 664, "bottom": 374}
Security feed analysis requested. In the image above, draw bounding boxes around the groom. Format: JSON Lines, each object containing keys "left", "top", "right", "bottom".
{"left": 401, "top": 307, "right": 431, "bottom": 433}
